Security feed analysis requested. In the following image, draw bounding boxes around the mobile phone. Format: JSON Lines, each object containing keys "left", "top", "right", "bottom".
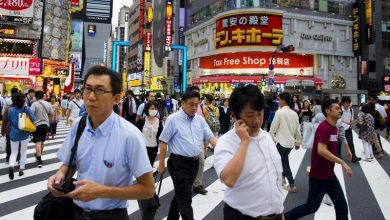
{"left": 53, "top": 184, "right": 74, "bottom": 193}
{"left": 53, "top": 178, "right": 76, "bottom": 193}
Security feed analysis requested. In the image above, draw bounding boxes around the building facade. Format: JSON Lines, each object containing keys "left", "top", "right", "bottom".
{"left": 184, "top": 0, "right": 361, "bottom": 101}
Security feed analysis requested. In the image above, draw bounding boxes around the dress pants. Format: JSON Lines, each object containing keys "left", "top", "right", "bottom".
{"left": 167, "top": 154, "right": 199, "bottom": 220}
{"left": 193, "top": 149, "right": 205, "bottom": 188}
{"left": 276, "top": 144, "right": 294, "bottom": 185}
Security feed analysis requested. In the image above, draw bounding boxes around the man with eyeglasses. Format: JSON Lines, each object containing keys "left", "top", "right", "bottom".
{"left": 157, "top": 91, "right": 217, "bottom": 220}
{"left": 135, "top": 91, "right": 156, "bottom": 123}
{"left": 66, "top": 89, "right": 84, "bottom": 126}
{"left": 47, "top": 66, "right": 155, "bottom": 220}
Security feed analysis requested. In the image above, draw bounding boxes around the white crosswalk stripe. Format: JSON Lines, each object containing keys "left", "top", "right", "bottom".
{"left": 0, "top": 121, "right": 389, "bottom": 220}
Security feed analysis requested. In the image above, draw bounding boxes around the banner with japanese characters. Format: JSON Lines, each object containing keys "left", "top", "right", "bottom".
{"left": 0, "top": 0, "right": 35, "bottom": 23}
{"left": 199, "top": 52, "right": 313, "bottom": 76}
{"left": 214, "top": 12, "right": 283, "bottom": 49}
{"left": 0, "top": 57, "right": 41, "bottom": 76}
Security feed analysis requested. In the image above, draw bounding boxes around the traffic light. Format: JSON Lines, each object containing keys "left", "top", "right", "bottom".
{"left": 261, "top": 75, "right": 267, "bottom": 86}
{"left": 281, "top": 45, "right": 295, "bottom": 52}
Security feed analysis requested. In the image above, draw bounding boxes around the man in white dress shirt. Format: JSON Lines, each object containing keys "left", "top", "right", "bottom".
{"left": 269, "top": 92, "right": 301, "bottom": 193}
{"left": 214, "top": 85, "right": 284, "bottom": 220}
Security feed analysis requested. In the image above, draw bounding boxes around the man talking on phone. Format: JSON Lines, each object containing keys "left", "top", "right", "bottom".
{"left": 214, "top": 85, "right": 284, "bottom": 219}
{"left": 47, "top": 66, "right": 155, "bottom": 220}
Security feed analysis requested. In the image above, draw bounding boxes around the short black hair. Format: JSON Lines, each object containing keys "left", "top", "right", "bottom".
{"left": 35, "top": 90, "right": 45, "bottom": 100}
{"left": 204, "top": 94, "right": 214, "bottom": 103}
{"left": 146, "top": 91, "right": 153, "bottom": 98}
{"left": 74, "top": 89, "right": 82, "bottom": 94}
{"left": 315, "top": 99, "right": 321, "bottom": 105}
{"left": 156, "top": 93, "right": 162, "bottom": 98}
{"left": 361, "top": 104, "right": 371, "bottom": 113}
{"left": 144, "top": 101, "right": 158, "bottom": 116}
{"left": 189, "top": 86, "right": 200, "bottom": 92}
{"left": 83, "top": 65, "right": 122, "bottom": 95}
{"left": 28, "top": 89, "right": 35, "bottom": 93}
{"left": 278, "top": 92, "right": 293, "bottom": 109}
{"left": 341, "top": 96, "right": 351, "bottom": 103}
{"left": 369, "top": 94, "right": 379, "bottom": 103}
{"left": 322, "top": 99, "right": 338, "bottom": 117}
{"left": 12, "top": 92, "right": 25, "bottom": 108}
{"left": 181, "top": 91, "right": 200, "bottom": 102}
{"left": 229, "top": 85, "right": 265, "bottom": 117}
{"left": 126, "top": 90, "right": 134, "bottom": 96}
{"left": 10, "top": 87, "right": 19, "bottom": 95}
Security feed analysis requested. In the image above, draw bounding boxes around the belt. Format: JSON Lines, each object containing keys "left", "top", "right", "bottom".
{"left": 255, "top": 214, "right": 283, "bottom": 220}
{"left": 171, "top": 153, "right": 199, "bottom": 161}
{"left": 73, "top": 204, "right": 128, "bottom": 220}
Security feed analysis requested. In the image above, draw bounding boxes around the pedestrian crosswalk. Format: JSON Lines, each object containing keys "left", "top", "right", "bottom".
{"left": 0, "top": 120, "right": 389, "bottom": 220}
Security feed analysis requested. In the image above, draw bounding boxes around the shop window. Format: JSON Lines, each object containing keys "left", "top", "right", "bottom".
{"left": 318, "top": 0, "right": 328, "bottom": 12}
{"left": 0, "top": 39, "right": 36, "bottom": 57}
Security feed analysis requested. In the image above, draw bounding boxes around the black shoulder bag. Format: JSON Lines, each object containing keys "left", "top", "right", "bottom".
{"left": 137, "top": 171, "right": 163, "bottom": 220}
{"left": 34, "top": 116, "right": 87, "bottom": 220}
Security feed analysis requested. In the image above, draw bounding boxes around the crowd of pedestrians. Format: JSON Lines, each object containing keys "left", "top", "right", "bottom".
{"left": 1, "top": 65, "right": 390, "bottom": 220}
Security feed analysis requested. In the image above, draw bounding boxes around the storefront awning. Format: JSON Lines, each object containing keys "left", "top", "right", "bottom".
{"left": 193, "top": 76, "right": 323, "bottom": 85}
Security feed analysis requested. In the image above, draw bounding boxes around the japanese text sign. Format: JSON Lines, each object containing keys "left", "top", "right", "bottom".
{"left": 215, "top": 12, "right": 283, "bottom": 49}
{"left": 0, "top": 57, "right": 41, "bottom": 75}
{"left": 0, "top": 0, "right": 35, "bottom": 20}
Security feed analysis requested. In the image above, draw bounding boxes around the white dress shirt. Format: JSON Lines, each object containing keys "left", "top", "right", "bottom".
{"left": 214, "top": 129, "right": 284, "bottom": 217}
{"left": 375, "top": 103, "right": 387, "bottom": 119}
{"left": 269, "top": 106, "right": 301, "bottom": 148}
{"left": 340, "top": 106, "right": 353, "bottom": 130}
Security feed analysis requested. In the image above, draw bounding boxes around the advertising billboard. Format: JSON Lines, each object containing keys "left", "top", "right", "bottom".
{"left": 70, "top": 52, "right": 82, "bottom": 71}
{"left": 214, "top": 12, "right": 283, "bottom": 49}
{"left": 71, "top": 21, "right": 83, "bottom": 50}
{"left": 85, "top": 0, "right": 112, "bottom": 23}
{"left": 352, "top": 2, "right": 364, "bottom": 56}
{"left": 139, "top": 0, "right": 144, "bottom": 39}
{"left": 0, "top": 57, "right": 41, "bottom": 75}
{"left": 0, "top": 0, "right": 35, "bottom": 24}
{"left": 43, "top": 59, "right": 69, "bottom": 77}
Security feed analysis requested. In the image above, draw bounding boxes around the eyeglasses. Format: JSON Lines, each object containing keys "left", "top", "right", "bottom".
{"left": 83, "top": 87, "right": 112, "bottom": 95}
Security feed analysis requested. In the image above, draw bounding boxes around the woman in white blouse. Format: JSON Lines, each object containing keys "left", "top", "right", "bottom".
{"left": 136, "top": 101, "right": 163, "bottom": 166}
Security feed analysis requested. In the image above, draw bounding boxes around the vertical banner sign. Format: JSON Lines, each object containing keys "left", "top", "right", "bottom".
{"left": 352, "top": 3, "right": 363, "bottom": 57}
{"left": 137, "top": 44, "right": 144, "bottom": 67}
{"left": 178, "top": 8, "right": 185, "bottom": 66}
{"left": 145, "top": 32, "right": 152, "bottom": 51}
{"left": 165, "top": 0, "right": 173, "bottom": 51}
{"left": 147, "top": 6, "right": 153, "bottom": 23}
{"left": 143, "top": 51, "right": 151, "bottom": 85}
{"left": 64, "top": 64, "right": 75, "bottom": 93}
{"left": 364, "top": 0, "right": 373, "bottom": 44}
{"left": 139, "top": 0, "right": 145, "bottom": 39}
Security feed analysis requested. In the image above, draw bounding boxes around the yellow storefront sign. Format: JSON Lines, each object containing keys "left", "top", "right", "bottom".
{"left": 151, "top": 75, "right": 164, "bottom": 91}
{"left": 143, "top": 51, "right": 151, "bottom": 84}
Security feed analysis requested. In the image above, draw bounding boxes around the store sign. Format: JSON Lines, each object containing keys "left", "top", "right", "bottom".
{"left": 360, "top": 60, "right": 368, "bottom": 75}
{"left": 214, "top": 12, "right": 283, "bottom": 49}
{"left": 300, "top": 33, "right": 332, "bottom": 42}
{"left": 352, "top": 2, "right": 363, "bottom": 56}
{"left": 139, "top": 0, "right": 144, "bottom": 39}
{"left": 85, "top": 0, "right": 112, "bottom": 23}
{"left": 0, "top": 0, "right": 35, "bottom": 24}
{"left": 365, "top": 0, "right": 373, "bottom": 44}
{"left": 0, "top": 24, "right": 15, "bottom": 35}
{"left": 43, "top": 59, "right": 68, "bottom": 77}
{"left": 0, "top": 57, "right": 40, "bottom": 75}
{"left": 165, "top": 0, "right": 173, "bottom": 51}
{"left": 384, "top": 76, "right": 390, "bottom": 92}
{"left": 145, "top": 32, "right": 151, "bottom": 51}
{"left": 151, "top": 75, "right": 164, "bottom": 90}
{"left": 137, "top": 44, "right": 143, "bottom": 66}
{"left": 143, "top": 51, "right": 151, "bottom": 84}
{"left": 147, "top": 6, "right": 153, "bottom": 23}
{"left": 199, "top": 52, "right": 314, "bottom": 76}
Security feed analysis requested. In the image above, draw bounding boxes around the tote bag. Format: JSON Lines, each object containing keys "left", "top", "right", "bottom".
{"left": 18, "top": 112, "right": 36, "bottom": 133}
{"left": 0, "top": 136, "right": 6, "bottom": 152}
{"left": 302, "top": 122, "right": 319, "bottom": 149}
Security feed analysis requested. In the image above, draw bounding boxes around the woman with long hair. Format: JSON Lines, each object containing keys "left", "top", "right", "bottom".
{"left": 358, "top": 104, "right": 376, "bottom": 161}
{"left": 7, "top": 92, "right": 36, "bottom": 179}
{"left": 299, "top": 100, "right": 313, "bottom": 123}
{"left": 136, "top": 101, "right": 163, "bottom": 166}
{"left": 49, "top": 94, "right": 61, "bottom": 139}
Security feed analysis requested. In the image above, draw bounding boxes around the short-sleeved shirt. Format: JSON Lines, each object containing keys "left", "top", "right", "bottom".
{"left": 214, "top": 129, "right": 284, "bottom": 217}
{"left": 309, "top": 120, "right": 338, "bottom": 180}
{"left": 68, "top": 99, "right": 84, "bottom": 120}
{"left": 159, "top": 109, "right": 214, "bottom": 157}
{"left": 57, "top": 113, "right": 152, "bottom": 210}
{"left": 164, "top": 98, "right": 172, "bottom": 112}
{"left": 31, "top": 100, "right": 53, "bottom": 126}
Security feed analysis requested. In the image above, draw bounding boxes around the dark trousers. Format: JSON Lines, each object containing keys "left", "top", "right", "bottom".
{"left": 167, "top": 154, "right": 199, "bottom": 220}
{"left": 276, "top": 144, "right": 294, "bottom": 185}
{"left": 126, "top": 115, "right": 136, "bottom": 125}
{"left": 5, "top": 135, "right": 20, "bottom": 162}
{"left": 284, "top": 176, "right": 348, "bottom": 220}
{"left": 72, "top": 204, "right": 128, "bottom": 220}
{"left": 147, "top": 147, "right": 158, "bottom": 167}
{"left": 338, "top": 128, "right": 358, "bottom": 159}
{"left": 50, "top": 122, "right": 58, "bottom": 135}
{"left": 224, "top": 203, "right": 283, "bottom": 220}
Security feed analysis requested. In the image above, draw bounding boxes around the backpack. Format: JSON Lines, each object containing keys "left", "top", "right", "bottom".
{"left": 267, "top": 110, "right": 276, "bottom": 125}
{"left": 205, "top": 106, "right": 220, "bottom": 133}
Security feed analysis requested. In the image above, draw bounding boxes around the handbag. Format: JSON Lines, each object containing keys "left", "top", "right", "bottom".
{"left": 137, "top": 171, "right": 163, "bottom": 220}
{"left": 0, "top": 136, "right": 6, "bottom": 152}
{"left": 302, "top": 121, "right": 319, "bottom": 149}
{"left": 18, "top": 110, "right": 36, "bottom": 132}
{"left": 34, "top": 116, "right": 87, "bottom": 220}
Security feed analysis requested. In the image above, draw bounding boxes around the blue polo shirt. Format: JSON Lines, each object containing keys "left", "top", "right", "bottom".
{"left": 159, "top": 109, "right": 214, "bottom": 157}
{"left": 57, "top": 113, "right": 152, "bottom": 210}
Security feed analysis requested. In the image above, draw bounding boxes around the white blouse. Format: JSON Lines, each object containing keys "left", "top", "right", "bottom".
{"left": 142, "top": 118, "right": 159, "bottom": 147}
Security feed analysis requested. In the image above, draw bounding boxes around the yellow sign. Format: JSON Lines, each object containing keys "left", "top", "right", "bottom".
{"left": 151, "top": 76, "right": 164, "bottom": 91}
{"left": 122, "top": 72, "right": 127, "bottom": 91}
{"left": 54, "top": 85, "right": 60, "bottom": 94}
{"left": 143, "top": 51, "right": 151, "bottom": 84}
{"left": 129, "top": 79, "right": 141, "bottom": 87}
{"left": 0, "top": 27, "right": 15, "bottom": 35}
{"left": 147, "top": 6, "right": 153, "bottom": 23}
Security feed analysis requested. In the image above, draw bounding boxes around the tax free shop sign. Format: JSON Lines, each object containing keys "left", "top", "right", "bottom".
{"left": 200, "top": 52, "right": 314, "bottom": 76}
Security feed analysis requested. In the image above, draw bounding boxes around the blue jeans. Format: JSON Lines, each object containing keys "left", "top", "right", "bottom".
{"left": 285, "top": 176, "right": 348, "bottom": 220}
{"left": 276, "top": 143, "right": 294, "bottom": 185}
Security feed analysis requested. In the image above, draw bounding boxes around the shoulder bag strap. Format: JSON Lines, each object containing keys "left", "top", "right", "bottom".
{"left": 38, "top": 101, "right": 50, "bottom": 115}
{"left": 73, "top": 100, "right": 81, "bottom": 109}
{"left": 153, "top": 171, "right": 163, "bottom": 196}
{"left": 64, "top": 115, "right": 87, "bottom": 180}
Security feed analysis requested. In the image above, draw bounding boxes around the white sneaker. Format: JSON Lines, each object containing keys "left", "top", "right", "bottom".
{"left": 363, "top": 158, "right": 372, "bottom": 162}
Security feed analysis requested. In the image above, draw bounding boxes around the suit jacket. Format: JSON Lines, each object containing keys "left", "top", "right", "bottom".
{"left": 219, "top": 106, "right": 231, "bottom": 127}
{"left": 122, "top": 98, "right": 136, "bottom": 119}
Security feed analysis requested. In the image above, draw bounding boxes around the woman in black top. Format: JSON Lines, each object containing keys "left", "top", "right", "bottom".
{"left": 299, "top": 100, "right": 313, "bottom": 123}
{"left": 218, "top": 98, "right": 231, "bottom": 135}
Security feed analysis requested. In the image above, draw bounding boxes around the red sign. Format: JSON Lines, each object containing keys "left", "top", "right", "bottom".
{"left": 64, "top": 63, "right": 74, "bottom": 93}
{"left": 0, "top": 0, "right": 33, "bottom": 10}
{"left": 145, "top": 32, "right": 151, "bottom": 51}
{"left": 29, "top": 58, "right": 41, "bottom": 75}
{"left": 193, "top": 76, "right": 323, "bottom": 85}
{"left": 71, "top": 0, "right": 79, "bottom": 7}
{"left": 215, "top": 12, "right": 283, "bottom": 49}
{"left": 139, "top": 0, "right": 144, "bottom": 39}
{"left": 199, "top": 52, "right": 314, "bottom": 76}
{"left": 165, "top": 19, "right": 172, "bottom": 50}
